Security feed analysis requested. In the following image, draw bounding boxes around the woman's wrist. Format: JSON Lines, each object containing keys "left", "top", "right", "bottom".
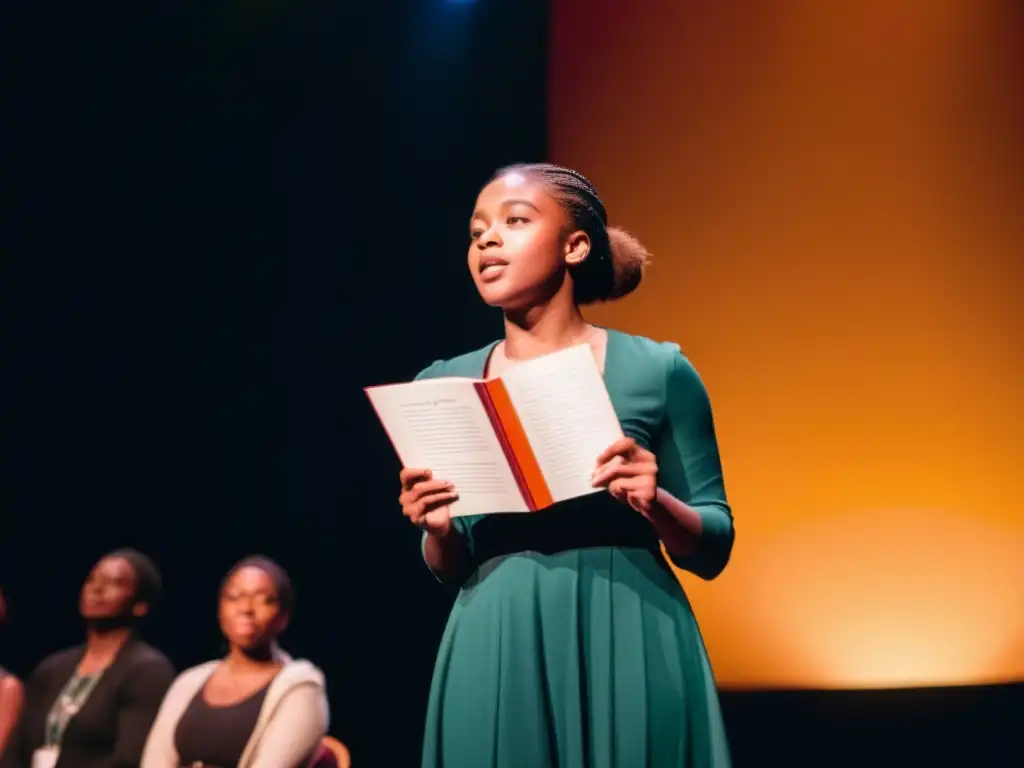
{"left": 425, "top": 525, "right": 456, "bottom": 542}
{"left": 647, "top": 489, "right": 702, "bottom": 557}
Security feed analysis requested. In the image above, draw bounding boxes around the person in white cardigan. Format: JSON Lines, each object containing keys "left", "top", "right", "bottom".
{"left": 141, "top": 556, "right": 329, "bottom": 768}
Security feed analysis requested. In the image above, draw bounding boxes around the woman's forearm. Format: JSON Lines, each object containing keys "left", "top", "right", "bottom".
{"left": 648, "top": 488, "right": 734, "bottom": 580}
{"left": 423, "top": 528, "right": 470, "bottom": 583}
{"left": 647, "top": 488, "right": 703, "bottom": 559}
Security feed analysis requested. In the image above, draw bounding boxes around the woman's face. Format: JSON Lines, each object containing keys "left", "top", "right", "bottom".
{"left": 79, "top": 556, "right": 142, "bottom": 620}
{"left": 218, "top": 566, "right": 286, "bottom": 650}
{"left": 468, "top": 173, "right": 585, "bottom": 311}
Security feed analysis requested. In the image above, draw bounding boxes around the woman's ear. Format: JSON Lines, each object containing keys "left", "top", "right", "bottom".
{"left": 564, "top": 229, "right": 591, "bottom": 266}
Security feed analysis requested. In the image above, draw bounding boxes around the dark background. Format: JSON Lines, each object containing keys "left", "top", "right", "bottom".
{"left": 4, "top": 1, "right": 544, "bottom": 764}
{"left": 2, "top": 1, "right": 1019, "bottom": 766}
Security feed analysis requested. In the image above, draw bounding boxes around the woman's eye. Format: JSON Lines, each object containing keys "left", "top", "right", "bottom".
{"left": 507, "top": 216, "right": 527, "bottom": 225}
{"left": 469, "top": 230, "right": 482, "bottom": 240}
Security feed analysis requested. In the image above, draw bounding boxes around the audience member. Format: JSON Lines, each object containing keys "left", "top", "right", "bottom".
{"left": 141, "top": 556, "right": 328, "bottom": 768}
{"left": 0, "top": 550, "right": 175, "bottom": 768}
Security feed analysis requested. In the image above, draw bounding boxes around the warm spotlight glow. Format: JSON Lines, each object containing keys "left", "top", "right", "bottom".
{"left": 698, "top": 509, "right": 1024, "bottom": 689}
{"left": 552, "top": 0, "right": 1024, "bottom": 688}
{"left": 499, "top": 172, "right": 527, "bottom": 188}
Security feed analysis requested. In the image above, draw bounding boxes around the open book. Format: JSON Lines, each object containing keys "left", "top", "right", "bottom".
{"left": 365, "top": 344, "right": 624, "bottom": 517}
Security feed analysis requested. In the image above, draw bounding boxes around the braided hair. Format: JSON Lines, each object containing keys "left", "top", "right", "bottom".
{"left": 490, "top": 163, "right": 651, "bottom": 304}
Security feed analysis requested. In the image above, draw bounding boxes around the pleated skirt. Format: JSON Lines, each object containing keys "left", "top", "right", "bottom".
{"left": 421, "top": 547, "right": 732, "bottom": 768}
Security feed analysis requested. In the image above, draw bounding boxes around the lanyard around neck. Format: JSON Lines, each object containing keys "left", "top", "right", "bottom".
{"left": 44, "top": 670, "right": 105, "bottom": 747}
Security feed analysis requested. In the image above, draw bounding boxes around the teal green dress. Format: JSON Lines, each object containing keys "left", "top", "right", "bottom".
{"left": 416, "top": 330, "right": 734, "bottom": 767}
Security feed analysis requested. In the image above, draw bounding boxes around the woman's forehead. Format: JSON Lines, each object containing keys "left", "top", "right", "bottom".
{"left": 94, "top": 556, "right": 134, "bottom": 581}
{"left": 497, "top": 171, "right": 529, "bottom": 189}
{"left": 226, "top": 565, "right": 276, "bottom": 591}
{"left": 476, "top": 172, "right": 549, "bottom": 209}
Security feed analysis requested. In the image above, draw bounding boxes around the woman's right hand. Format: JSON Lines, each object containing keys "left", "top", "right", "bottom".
{"left": 399, "top": 468, "right": 458, "bottom": 537}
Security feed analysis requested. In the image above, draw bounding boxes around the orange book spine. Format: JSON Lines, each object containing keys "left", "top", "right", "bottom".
{"left": 476, "top": 379, "right": 553, "bottom": 511}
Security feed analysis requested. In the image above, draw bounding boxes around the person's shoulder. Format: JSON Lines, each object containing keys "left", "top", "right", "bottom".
{"left": 111, "top": 643, "right": 176, "bottom": 698}
{"left": 123, "top": 641, "right": 175, "bottom": 674}
{"left": 609, "top": 329, "right": 694, "bottom": 370}
{"left": 34, "top": 645, "right": 83, "bottom": 677}
{"left": 414, "top": 341, "right": 498, "bottom": 380}
{"left": 128, "top": 640, "right": 173, "bottom": 664}
{"left": 0, "top": 670, "right": 23, "bottom": 696}
{"left": 265, "top": 659, "right": 328, "bottom": 730}
{"left": 280, "top": 658, "right": 326, "bottom": 689}
{"left": 608, "top": 329, "right": 706, "bottom": 394}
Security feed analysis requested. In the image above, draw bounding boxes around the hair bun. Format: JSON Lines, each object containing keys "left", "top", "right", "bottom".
{"left": 606, "top": 226, "right": 651, "bottom": 300}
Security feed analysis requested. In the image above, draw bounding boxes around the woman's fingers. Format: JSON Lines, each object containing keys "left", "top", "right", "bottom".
{"left": 400, "top": 467, "right": 432, "bottom": 491}
{"left": 406, "top": 490, "right": 459, "bottom": 522}
{"left": 595, "top": 437, "right": 637, "bottom": 466}
{"left": 592, "top": 458, "right": 656, "bottom": 487}
{"left": 400, "top": 478, "right": 454, "bottom": 506}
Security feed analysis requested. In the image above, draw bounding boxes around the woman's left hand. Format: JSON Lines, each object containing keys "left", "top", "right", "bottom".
{"left": 591, "top": 437, "right": 658, "bottom": 517}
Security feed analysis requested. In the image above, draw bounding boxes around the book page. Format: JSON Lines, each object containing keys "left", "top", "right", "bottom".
{"left": 365, "top": 379, "right": 529, "bottom": 516}
{"left": 498, "top": 345, "right": 624, "bottom": 504}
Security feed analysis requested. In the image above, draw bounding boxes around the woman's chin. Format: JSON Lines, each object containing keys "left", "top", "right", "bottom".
{"left": 230, "top": 633, "right": 259, "bottom": 650}
{"left": 231, "top": 636, "right": 277, "bottom": 656}
{"left": 478, "top": 286, "right": 530, "bottom": 312}
{"left": 476, "top": 284, "right": 508, "bottom": 306}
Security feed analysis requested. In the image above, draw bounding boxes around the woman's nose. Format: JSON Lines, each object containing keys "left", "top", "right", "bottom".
{"left": 477, "top": 225, "right": 502, "bottom": 248}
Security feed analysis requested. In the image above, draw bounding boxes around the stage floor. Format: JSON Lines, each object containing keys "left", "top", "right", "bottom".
{"left": 720, "top": 682, "right": 1022, "bottom": 766}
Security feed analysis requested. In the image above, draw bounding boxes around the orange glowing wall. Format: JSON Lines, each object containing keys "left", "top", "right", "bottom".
{"left": 550, "top": 0, "right": 1024, "bottom": 689}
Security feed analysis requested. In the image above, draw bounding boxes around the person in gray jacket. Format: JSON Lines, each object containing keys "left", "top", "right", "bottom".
{"left": 141, "top": 556, "right": 329, "bottom": 768}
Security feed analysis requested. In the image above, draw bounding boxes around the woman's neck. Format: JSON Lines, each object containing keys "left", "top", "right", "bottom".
{"left": 80, "top": 625, "right": 132, "bottom": 670}
{"left": 224, "top": 643, "right": 283, "bottom": 673}
{"left": 503, "top": 299, "right": 591, "bottom": 362}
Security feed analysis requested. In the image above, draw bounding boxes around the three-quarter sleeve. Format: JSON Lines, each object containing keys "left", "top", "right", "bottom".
{"left": 653, "top": 348, "right": 735, "bottom": 580}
